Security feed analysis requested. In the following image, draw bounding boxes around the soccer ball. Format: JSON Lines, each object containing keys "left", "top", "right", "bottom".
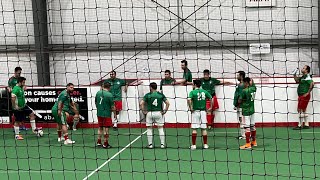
{"left": 37, "top": 130, "right": 44, "bottom": 137}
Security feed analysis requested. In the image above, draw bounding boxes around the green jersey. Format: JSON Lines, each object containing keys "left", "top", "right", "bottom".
{"left": 104, "top": 78, "right": 126, "bottom": 101}
{"left": 11, "top": 85, "right": 25, "bottom": 108}
{"left": 200, "top": 77, "right": 220, "bottom": 95}
{"left": 143, "top": 91, "right": 167, "bottom": 111}
{"left": 183, "top": 68, "right": 192, "bottom": 82}
{"left": 297, "top": 74, "right": 313, "bottom": 95}
{"left": 188, "top": 88, "right": 212, "bottom": 110}
{"left": 52, "top": 90, "right": 71, "bottom": 111}
{"left": 8, "top": 76, "right": 18, "bottom": 89}
{"left": 233, "top": 82, "right": 244, "bottom": 107}
{"left": 239, "top": 84, "right": 256, "bottom": 116}
{"left": 160, "top": 78, "right": 176, "bottom": 90}
{"left": 95, "top": 89, "right": 114, "bottom": 118}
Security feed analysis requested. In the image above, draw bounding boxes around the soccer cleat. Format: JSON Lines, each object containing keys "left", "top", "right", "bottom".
{"left": 15, "top": 135, "right": 24, "bottom": 140}
{"left": 64, "top": 139, "right": 75, "bottom": 145}
{"left": 237, "top": 135, "right": 245, "bottom": 140}
{"left": 251, "top": 140, "right": 257, "bottom": 147}
{"left": 303, "top": 126, "right": 310, "bottom": 129}
{"left": 33, "top": 127, "right": 43, "bottom": 134}
{"left": 58, "top": 137, "right": 63, "bottom": 142}
{"left": 240, "top": 143, "right": 252, "bottom": 150}
{"left": 203, "top": 144, "right": 209, "bottom": 149}
{"left": 147, "top": 144, "right": 153, "bottom": 149}
{"left": 102, "top": 144, "right": 112, "bottom": 149}
{"left": 160, "top": 144, "right": 166, "bottom": 149}
{"left": 73, "top": 128, "right": 77, "bottom": 131}
{"left": 293, "top": 126, "right": 302, "bottom": 130}
{"left": 190, "top": 145, "right": 196, "bottom": 150}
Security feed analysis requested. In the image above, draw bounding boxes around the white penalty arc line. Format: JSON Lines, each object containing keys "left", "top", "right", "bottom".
{"left": 83, "top": 130, "right": 147, "bottom": 180}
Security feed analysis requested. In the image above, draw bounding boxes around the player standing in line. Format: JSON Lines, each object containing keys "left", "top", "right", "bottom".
{"left": 293, "top": 65, "right": 314, "bottom": 130}
{"left": 239, "top": 77, "right": 257, "bottom": 150}
{"left": 188, "top": 80, "right": 213, "bottom": 150}
{"left": 178, "top": 60, "right": 193, "bottom": 85}
{"left": 200, "top": 69, "right": 233, "bottom": 129}
{"left": 233, "top": 71, "right": 246, "bottom": 139}
{"left": 103, "top": 71, "right": 128, "bottom": 130}
{"left": 95, "top": 82, "right": 116, "bottom": 149}
{"left": 140, "top": 82, "right": 170, "bottom": 149}
{"left": 160, "top": 70, "right": 176, "bottom": 92}
{"left": 51, "top": 83, "right": 75, "bottom": 145}
{"left": 11, "top": 77, "right": 41, "bottom": 140}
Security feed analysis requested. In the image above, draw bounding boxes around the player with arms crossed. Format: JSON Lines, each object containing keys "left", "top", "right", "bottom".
{"left": 11, "top": 77, "right": 41, "bottom": 140}
{"left": 103, "top": 71, "right": 128, "bottom": 130}
{"left": 233, "top": 71, "right": 246, "bottom": 139}
{"left": 140, "top": 82, "right": 170, "bottom": 149}
{"left": 95, "top": 82, "right": 116, "bottom": 149}
{"left": 293, "top": 65, "right": 314, "bottom": 130}
{"left": 51, "top": 83, "right": 75, "bottom": 145}
{"left": 188, "top": 80, "right": 213, "bottom": 150}
{"left": 239, "top": 77, "right": 257, "bottom": 150}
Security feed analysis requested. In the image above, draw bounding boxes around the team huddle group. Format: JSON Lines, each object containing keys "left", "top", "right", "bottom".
{"left": 8, "top": 61, "right": 314, "bottom": 150}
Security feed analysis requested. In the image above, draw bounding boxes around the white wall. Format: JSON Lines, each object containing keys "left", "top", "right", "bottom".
{"left": 87, "top": 77, "right": 320, "bottom": 124}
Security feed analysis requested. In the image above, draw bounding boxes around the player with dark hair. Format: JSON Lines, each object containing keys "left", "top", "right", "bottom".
{"left": 95, "top": 82, "right": 116, "bottom": 149}
{"left": 293, "top": 65, "right": 314, "bottom": 130}
{"left": 188, "top": 79, "right": 213, "bottom": 150}
{"left": 8, "top": 67, "right": 22, "bottom": 92}
{"left": 179, "top": 60, "right": 193, "bottom": 85}
{"left": 239, "top": 77, "right": 257, "bottom": 150}
{"left": 103, "top": 71, "right": 128, "bottom": 130}
{"left": 11, "top": 77, "right": 41, "bottom": 140}
{"left": 140, "top": 82, "right": 170, "bottom": 149}
{"left": 160, "top": 70, "right": 176, "bottom": 92}
{"left": 233, "top": 71, "right": 246, "bottom": 139}
{"left": 200, "top": 69, "right": 232, "bottom": 129}
{"left": 51, "top": 83, "right": 76, "bottom": 145}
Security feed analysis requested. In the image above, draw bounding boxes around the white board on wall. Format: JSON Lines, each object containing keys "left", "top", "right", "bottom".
{"left": 245, "top": 0, "right": 276, "bottom": 7}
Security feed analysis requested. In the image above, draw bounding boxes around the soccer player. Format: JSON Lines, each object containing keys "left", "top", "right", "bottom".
{"left": 11, "top": 77, "right": 41, "bottom": 140}
{"left": 140, "top": 82, "right": 170, "bottom": 149}
{"left": 178, "top": 60, "right": 193, "bottom": 85}
{"left": 200, "top": 69, "right": 232, "bottom": 129}
{"left": 188, "top": 80, "right": 213, "bottom": 150}
{"left": 95, "top": 82, "right": 116, "bottom": 149}
{"left": 233, "top": 71, "right": 246, "bottom": 139}
{"left": 160, "top": 70, "right": 176, "bottom": 92}
{"left": 51, "top": 83, "right": 76, "bottom": 145}
{"left": 293, "top": 65, "right": 314, "bottom": 130}
{"left": 66, "top": 101, "right": 80, "bottom": 131}
{"left": 103, "top": 71, "right": 128, "bottom": 130}
{"left": 239, "top": 77, "right": 257, "bottom": 150}
{"left": 8, "top": 67, "right": 22, "bottom": 93}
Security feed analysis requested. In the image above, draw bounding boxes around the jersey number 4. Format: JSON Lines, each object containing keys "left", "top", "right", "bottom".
{"left": 197, "top": 92, "right": 206, "bottom": 101}
{"left": 152, "top": 99, "right": 158, "bottom": 106}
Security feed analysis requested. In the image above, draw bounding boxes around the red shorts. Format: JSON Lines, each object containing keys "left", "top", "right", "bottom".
{"left": 114, "top": 101, "right": 123, "bottom": 111}
{"left": 97, "top": 116, "right": 112, "bottom": 127}
{"left": 298, "top": 94, "right": 311, "bottom": 111}
{"left": 206, "top": 96, "right": 219, "bottom": 110}
{"left": 67, "top": 115, "right": 74, "bottom": 123}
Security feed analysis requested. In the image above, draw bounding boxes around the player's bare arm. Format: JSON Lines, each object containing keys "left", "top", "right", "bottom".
{"left": 304, "top": 82, "right": 314, "bottom": 97}
{"left": 11, "top": 94, "right": 18, "bottom": 110}
{"left": 207, "top": 98, "right": 213, "bottom": 112}
{"left": 293, "top": 73, "right": 300, "bottom": 83}
{"left": 58, "top": 101, "right": 63, "bottom": 117}
{"left": 187, "top": 99, "right": 193, "bottom": 113}
{"left": 140, "top": 100, "right": 147, "bottom": 114}
{"left": 124, "top": 82, "right": 129, "bottom": 93}
{"left": 161, "top": 100, "right": 170, "bottom": 115}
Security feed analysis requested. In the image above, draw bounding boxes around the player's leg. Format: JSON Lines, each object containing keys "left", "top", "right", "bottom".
{"left": 200, "top": 111, "right": 209, "bottom": 149}
{"left": 61, "top": 112, "right": 75, "bottom": 145}
{"left": 302, "top": 94, "right": 311, "bottom": 129}
{"left": 250, "top": 114, "right": 257, "bottom": 147}
{"left": 211, "top": 95, "right": 219, "bottom": 128}
{"left": 13, "top": 110, "right": 24, "bottom": 140}
{"left": 113, "top": 100, "right": 122, "bottom": 130}
{"left": 52, "top": 109, "right": 62, "bottom": 142}
{"left": 237, "top": 108, "right": 245, "bottom": 139}
{"left": 57, "top": 124, "right": 62, "bottom": 142}
{"left": 25, "top": 106, "right": 41, "bottom": 133}
{"left": 190, "top": 111, "right": 200, "bottom": 150}
{"left": 146, "top": 112, "right": 154, "bottom": 148}
{"left": 155, "top": 111, "right": 165, "bottom": 148}
{"left": 71, "top": 103, "right": 80, "bottom": 131}
{"left": 240, "top": 116, "right": 252, "bottom": 149}
{"left": 294, "top": 96, "right": 304, "bottom": 130}
{"left": 97, "top": 127, "right": 103, "bottom": 146}
{"left": 206, "top": 99, "right": 213, "bottom": 129}
{"left": 103, "top": 127, "right": 112, "bottom": 148}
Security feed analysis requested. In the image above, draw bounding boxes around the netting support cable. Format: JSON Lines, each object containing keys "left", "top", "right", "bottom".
{"left": 318, "top": 3, "right": 320, "bottom": 72}
{"left": 151, "top": 0, "right": 271, "bottom": 77}
{"left": 32, "top": 0, "right": 50, "bottom": 86}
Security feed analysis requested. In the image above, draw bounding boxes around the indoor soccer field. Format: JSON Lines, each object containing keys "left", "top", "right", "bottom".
{"left": 1, "top": 127, "right": 320, "bottom": 180}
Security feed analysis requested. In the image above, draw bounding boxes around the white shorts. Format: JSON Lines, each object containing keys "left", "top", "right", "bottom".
{"left": 243, "top": 114, "right": 255, "bottom": 127}
{"left": 191, "top": 110, "right": 207, "bottom": 129}
{"left": 237, "top": 108, "right": 243, "bottom": 123}
{"left": 146, "top": 111, "right": 164, "bottom": 127}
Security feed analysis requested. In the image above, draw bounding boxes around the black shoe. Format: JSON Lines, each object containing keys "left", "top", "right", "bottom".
{"left": 102, "top": 144, "right": 112, "bottom": 149}
{"left": 293, "top": 126, "right": 302, "bottom": 130}
{"left": 303, "top": 126, "right": 310, "bottom": 129}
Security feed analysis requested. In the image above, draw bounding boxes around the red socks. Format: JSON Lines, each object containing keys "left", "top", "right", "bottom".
{"left": 245, "top": 132, "right": 251, "bottom": 144}
{"left": 104, "top": 134, "right": 109, "bottom": 145}
{"left": 251, "top": 130, "right": 256, "bottom": 141}
{"left": 192, "top": 133, "right": 197, "bottom": 145}
{"left": 58, "top": 131, "right": 62, "bottom": 138}
{"left": 97, "top": 139, "right": 102, "bottom": 145}
{"left": 203, "top": 135, "right": 207, "bottom": 144}
{"left": 207, "top": 115, "right": 212, "bottom": 126}
{"left": 64, "top": 135, "right": 69, "bottom": 140}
